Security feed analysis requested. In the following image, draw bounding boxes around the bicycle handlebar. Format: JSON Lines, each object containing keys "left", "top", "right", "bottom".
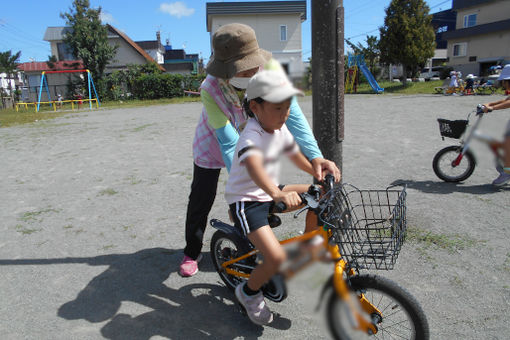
{"left": 273, "top": 192, "right": 307, "bottom": 213}
{"left": 273, "top": 174, "right": 335, "bottom": 214}
{"left": 273, "top": 201, "right": 288, "bottom": 213}
{"left": 477, "top": 104, "right": 492, "bottom": 115}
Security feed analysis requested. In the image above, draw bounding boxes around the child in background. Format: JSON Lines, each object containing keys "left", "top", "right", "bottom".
{"left": 57, "top": 93, "right": 63, "bottom": 109}
{"left": 465, "top": 74, "right": 475, "bottom": 95}
{"left": 448, "top": 71, "right": 458, "bottom": 94}
{"left": 225, "top": 70, "right": 321, "bottom": 325}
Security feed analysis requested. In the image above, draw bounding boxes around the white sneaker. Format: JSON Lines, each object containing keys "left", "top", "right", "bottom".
{"left": 492, "top": 172, "right": 510, "bottom": 186}
{"left": 235, "top": 282, "right": 273, "bottom": 325}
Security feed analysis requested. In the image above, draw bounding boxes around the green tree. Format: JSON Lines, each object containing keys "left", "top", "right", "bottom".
{"left": 378, "top": 0, "right": 435, "bottom": 84}
{"left": 46, "top": 55, "right": 58, "bottom": 70}
{"left": 0, "top": 50, "right": 21, "bottom": 108}
{"left": 60, "top": 0, "right": 116, "bottom": 85}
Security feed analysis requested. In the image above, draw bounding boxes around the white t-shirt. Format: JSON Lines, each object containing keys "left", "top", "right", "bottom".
{"left": 225, "top": 118, "right": 299, "bottom": 204}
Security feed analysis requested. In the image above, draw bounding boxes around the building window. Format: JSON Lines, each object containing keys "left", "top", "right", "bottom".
{"left": 469, "top": 56, "right": 477, "bottom": 62}
{"left": 463, "top": 14, "right": 477, "bottom": 28}
{"left": 280, "top": 25, "right": 287, "bottom": 41}
{"left": 453, "top": 43, "right": 467, "bottom": 57}
{"left": 57, "top": 42, "right": 75, "bottom": 61}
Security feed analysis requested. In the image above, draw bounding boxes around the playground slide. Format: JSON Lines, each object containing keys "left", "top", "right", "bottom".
{"left": 360, "top": 64, "right": 384, "bottom": 94}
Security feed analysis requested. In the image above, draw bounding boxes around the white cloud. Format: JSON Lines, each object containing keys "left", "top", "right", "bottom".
{"left": 100, "top": 11, "right": 115, "bottom": 24}
{"left": 159, "top": 2, "right": 195, "bottom": 18}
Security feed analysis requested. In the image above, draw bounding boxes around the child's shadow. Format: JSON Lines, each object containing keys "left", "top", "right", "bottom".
{"left": 52, "top": 247, "right": 290, "bottom": 339}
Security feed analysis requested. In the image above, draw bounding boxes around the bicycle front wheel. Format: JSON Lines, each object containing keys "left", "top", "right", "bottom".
{"left": 432, "top": 145, "right": 476, "bottom": 182}
{"left": 327, "top": 275, "right": 429, "bottom": 340}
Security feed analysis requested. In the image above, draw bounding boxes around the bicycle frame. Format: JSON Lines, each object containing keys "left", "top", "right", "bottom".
{"left": 220, "top": 221, "right": 381, "bottom": 335}
{"left": 453, "top": 111, "right": 501, "bottom": 167}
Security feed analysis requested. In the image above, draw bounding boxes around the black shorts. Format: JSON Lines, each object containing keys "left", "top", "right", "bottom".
{"left": 229, "top": 201, "right": 274, "bottom": 236}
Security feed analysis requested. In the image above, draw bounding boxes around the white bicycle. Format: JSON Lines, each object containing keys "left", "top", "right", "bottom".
{"left": 433, "top": 104, "right": 504, "bottom": 182}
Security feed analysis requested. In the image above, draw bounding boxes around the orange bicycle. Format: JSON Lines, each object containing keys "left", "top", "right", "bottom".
{"left": 210, "top": 175, "right": 429, "bottom": 339}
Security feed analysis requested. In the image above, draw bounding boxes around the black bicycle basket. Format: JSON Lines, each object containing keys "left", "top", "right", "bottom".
{"left": 319, "top": 184, "right": 407, "bottom": 270}
{"left": 437, "top": 119, "right": 468, "bottom": 139}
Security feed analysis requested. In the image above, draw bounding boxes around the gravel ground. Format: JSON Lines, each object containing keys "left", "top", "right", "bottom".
{"left": 1, "top": 94, "right": 509, "bottom": 340}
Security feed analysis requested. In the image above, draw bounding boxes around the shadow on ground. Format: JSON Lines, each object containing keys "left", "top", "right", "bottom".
{"left": 0, "top": 248, "right": 291, "bottom": 339}
{"left": 391, "top": 179, "right": 509, "bottom": 195}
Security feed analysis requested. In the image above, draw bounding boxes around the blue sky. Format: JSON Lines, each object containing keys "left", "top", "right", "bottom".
{"left": 0, "top": 0, "right": 452, "bottom": 64}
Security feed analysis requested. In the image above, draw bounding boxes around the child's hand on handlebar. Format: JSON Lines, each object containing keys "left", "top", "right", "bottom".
{"left": 273, "top": 191, "right": 302, "bottom": 211}
{"left": 482, "top": 104, "right": 493, "bottom": 113}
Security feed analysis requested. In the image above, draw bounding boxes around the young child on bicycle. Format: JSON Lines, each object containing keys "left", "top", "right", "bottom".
{"left": 180, "top": 23, "right": 340, "bottom": 277}
{"left": 483, "top": 64, "right": 510, "bottom": 186}
{"left": 225, "top": 70, "right": 319, "bottom": 325}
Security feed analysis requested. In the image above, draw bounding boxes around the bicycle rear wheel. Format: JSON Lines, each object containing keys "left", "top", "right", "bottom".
{"left": 210, "top": 230, "right": 251, "bottom": 292}
{"left": 432, "top": 145, "right": 476, "bottom": 182}
{"left": 327, "top": 275, "right": 429, "bottom": 340}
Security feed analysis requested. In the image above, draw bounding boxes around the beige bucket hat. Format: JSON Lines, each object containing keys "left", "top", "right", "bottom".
{"left": 206, "top": 23, "right": 272, "bottom": 79}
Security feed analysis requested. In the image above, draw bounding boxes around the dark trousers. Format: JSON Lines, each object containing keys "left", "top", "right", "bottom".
{"left": 183, "top": 163, "right": 221, "bottom": 260}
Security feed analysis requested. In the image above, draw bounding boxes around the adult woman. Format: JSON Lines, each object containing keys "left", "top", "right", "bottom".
{"left": 180, "top": 23, "right": 340, "bottom": 276}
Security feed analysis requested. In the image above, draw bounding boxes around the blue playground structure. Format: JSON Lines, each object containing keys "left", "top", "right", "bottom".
{"left": 36, "top": 69, "right": 100, "bottom": 112}
{"left": 345, "top": 54, "right": 384, "bottom": 94}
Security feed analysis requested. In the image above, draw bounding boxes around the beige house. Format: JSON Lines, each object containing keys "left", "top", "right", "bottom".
{"left": 17, "top": 60, "right": 85, "bottom": 102}
{"left": 43, "top": 25, "right": 164, "bottom": 73}
{"left": 206, "top": 1, "right": 306, "bottom": 82}
{"left": 443, "top": 0, "right": 510, "bottom": 76}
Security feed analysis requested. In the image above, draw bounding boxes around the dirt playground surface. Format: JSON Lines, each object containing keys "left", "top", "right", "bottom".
{"left": 1, "top": 94, "right": 509, "bottom": 339}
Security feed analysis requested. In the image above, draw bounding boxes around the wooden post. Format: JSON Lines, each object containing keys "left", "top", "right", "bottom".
{"left": 312, "top": 0, "right": 344, "bottom": 171}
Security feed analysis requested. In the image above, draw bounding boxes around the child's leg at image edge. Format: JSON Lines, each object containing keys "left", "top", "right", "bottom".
{"left": 504, "top": 136, "right": 510, "bottom": 173}
{"left": 504, "top": 121, "right": 510, "bottom": 172}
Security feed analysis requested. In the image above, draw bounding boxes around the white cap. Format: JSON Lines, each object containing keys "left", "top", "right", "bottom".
{"left": 498, "top": 64, "right": 510, "bottom": 80}
{"left": 466, "top": 74, "right": 474, "bottom": 79}
{"left": 246, "top": 70, "right": 304, "bottom": 103}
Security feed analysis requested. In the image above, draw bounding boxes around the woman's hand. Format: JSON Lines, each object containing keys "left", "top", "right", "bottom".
{"left": 311, "top": 158, "right": 341, "bottom": 183}
{"left": 273, "top": 191, "right": 302, "bottom": 210}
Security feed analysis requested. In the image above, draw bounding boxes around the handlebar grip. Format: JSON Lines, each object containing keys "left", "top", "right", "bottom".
{"left": 324, "top": 174, "right": 335, "bottom": 190}
{"left": 273, "top": 193, "right": 306, "bottom": 213}
{"left": 273, "top": 201, "right": 287, "bottom": 213}
{"left": 477, "top": 104, "right": 491, "bottom": 115}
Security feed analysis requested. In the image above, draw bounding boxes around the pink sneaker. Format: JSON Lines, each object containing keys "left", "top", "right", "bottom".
{"left": 179, "top": 254, "right": 202, "bottom": 277}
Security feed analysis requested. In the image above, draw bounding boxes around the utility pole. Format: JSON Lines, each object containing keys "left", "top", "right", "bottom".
{"left": 312, "top": 0, "right": 344, "bottom": 172}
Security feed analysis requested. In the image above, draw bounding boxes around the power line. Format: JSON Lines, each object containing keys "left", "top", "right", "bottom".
{"left": 429, "top": 0, "right": 451, "bottom": 10}
{"left": 345, "top": 1, "right": 373, "bottom": 16}
{"left": 345, "top": 28, "right": 379, "bottom": 41}
{"left": 0, "top": 25, "right": 48, "bottom": 48}
{"left": 0, "top": 20, "right": 47, "bottom": 44}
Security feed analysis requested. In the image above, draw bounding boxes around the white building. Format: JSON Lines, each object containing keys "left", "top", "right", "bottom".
{"left": 135, "top": 31, "right": 165, "bottom": 65}
{"left": 0, "top": 72, "right": 17, "bottom": 95}
{"left": 443, "top": 0, "right": 510, "bottom": 76}
{"left": 43, "top": 25, "right": 164, "bottom": 73}
{"left": 206, "top": 1, "right": 307, "bottom": 82}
